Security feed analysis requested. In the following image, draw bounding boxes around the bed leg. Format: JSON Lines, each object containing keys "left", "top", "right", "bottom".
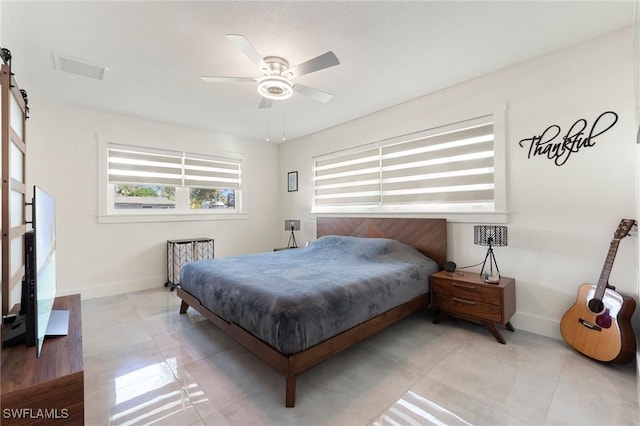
{"left": 179, "top": 300, "right": 189, "bottom": 314}
{"left": 285, "top": 375, "right": 296, "bottom": 408}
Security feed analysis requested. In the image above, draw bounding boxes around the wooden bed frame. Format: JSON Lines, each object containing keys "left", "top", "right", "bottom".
{"left": 177, "top": 217, "right": 446, "bottom": 407}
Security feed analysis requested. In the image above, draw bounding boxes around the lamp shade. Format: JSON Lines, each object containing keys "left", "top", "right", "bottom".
{"left": 474, "top": 225, "right": 508, "bottom": 247}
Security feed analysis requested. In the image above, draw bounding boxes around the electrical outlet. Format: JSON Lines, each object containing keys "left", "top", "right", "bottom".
{"left": 285, "top": 219, "right": 301, "bottom": 231}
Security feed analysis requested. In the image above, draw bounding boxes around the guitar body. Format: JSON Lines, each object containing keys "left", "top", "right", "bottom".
{"left": 560, "top": 283, "right": 636, "bottom": 363}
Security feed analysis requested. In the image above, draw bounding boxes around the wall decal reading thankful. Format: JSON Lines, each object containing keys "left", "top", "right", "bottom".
{"left": 518, "top": 111, "right": 618, "bottom": 166}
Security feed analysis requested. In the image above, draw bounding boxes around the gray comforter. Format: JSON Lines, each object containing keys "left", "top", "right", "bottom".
{"left": 179, "top": 235, "right": 438, "bottom": 354}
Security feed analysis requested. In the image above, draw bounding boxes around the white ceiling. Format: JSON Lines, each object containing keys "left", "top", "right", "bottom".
{"left": 1, "top": 1, "right": 635, "bottom": 143}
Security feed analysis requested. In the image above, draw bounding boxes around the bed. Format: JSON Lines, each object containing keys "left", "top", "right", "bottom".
{"left": 176, "top": 217, "right": 446, "bottom": 407}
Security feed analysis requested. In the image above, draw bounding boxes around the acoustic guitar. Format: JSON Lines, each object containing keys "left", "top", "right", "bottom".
{"left": 560, "top": 219, "right": 636, "bottom": 364}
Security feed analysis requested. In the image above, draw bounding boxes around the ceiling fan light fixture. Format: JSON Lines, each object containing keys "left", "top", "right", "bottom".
{"left": 257, "top": 76, "right": 293, "bottom": 100}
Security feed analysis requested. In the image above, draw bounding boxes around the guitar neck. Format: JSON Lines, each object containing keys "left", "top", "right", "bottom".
{"left": 595, "top": 239, "right": 620, "bottom": 298}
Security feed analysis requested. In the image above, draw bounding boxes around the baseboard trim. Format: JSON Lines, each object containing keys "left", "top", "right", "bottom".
{"left": 510, "top": 311, "right": 563, "bottom": 341}
{"left": 58, "top": 275, "right": 166, "bottom": 300}
{"left": 636, "top": 351, "right": 640, "bottom": 405}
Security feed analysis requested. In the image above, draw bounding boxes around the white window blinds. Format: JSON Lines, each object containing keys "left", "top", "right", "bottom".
{"left": 314, "top": 145, "right": 380, "bottom": 207}
{"left": 313, "top": 115, "right": 495, "bottom": 212}
{"left": 107, "top": 145, "right": 242, "bottom": 190}
{"left": 184, "top": 154, "right": 241, "bottom": 190}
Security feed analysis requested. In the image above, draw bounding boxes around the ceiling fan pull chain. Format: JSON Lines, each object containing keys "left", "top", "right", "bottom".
{"left": 282, "top": 105, "right": 286, "bottom": 142}
{"left": 265, "top": 110, "right": 270, "bottom": 142}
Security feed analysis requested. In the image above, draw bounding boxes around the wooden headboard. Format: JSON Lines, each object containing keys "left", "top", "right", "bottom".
{"left": 316, "top": 217, "right": 447, "bottom": 268}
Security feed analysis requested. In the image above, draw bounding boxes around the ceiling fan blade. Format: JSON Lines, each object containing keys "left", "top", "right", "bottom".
{"left": 258, "top": 97, "right": 273, "bottom": 109}
{"left": 225, "top": 34, "right": 268, "bottom": 71}
{"left": 288, "top": 51, "right": 340, "bottom": 78}
{"left": 294, "top": 84, "right": 333, "bottom": 103}
{"left": 200, "top": 76, "right": 255, "bottom": 83}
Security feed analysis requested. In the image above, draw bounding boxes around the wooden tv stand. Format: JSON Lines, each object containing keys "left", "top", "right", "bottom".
{"left": 1, "top": 294, "right": 84, "bottom": 425}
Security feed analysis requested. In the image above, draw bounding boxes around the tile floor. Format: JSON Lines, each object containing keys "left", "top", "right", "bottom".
{"left": 82, "top": 287, "right": 640, "bottom": 425}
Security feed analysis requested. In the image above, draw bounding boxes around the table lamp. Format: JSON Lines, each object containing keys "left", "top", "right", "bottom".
{"left": 474, "top": 225, "right": 508, "bottom": 283}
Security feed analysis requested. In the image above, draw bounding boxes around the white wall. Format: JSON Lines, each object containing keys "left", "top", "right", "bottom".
{"left": 279, "top": 28, "right": 638, "bottom": 340}
{"left": 634, "top": 0, "right": 640, "bottom": 397}
{"left": 25, "top": 101, "right": 280, "bottom": 300}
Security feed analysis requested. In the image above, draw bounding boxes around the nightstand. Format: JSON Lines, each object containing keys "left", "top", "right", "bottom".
{"left": 430, "top": 270, "right": 516, "bottom": 344}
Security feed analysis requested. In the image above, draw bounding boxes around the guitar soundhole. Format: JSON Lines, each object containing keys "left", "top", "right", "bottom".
{"left": 588, "top": 298, "right": 605, "bottom": 314}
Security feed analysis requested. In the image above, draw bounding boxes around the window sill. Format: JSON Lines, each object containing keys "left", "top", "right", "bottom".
{"left": 97, "top": 212, "right": 248, "bottom": 224}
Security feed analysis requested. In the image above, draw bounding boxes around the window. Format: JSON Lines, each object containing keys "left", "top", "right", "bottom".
{"left": 113, "top": 184, "right": 176, "bottom": 210}
{"left": 99, "top": 140, "right": 243, "bottom": 222}
{"left": 313, "top": 115, "right": 504, "bottom": 216}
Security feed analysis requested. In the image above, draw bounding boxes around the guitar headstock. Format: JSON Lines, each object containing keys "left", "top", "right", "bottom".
{"left": 614, "top": 219, "right": 636, "bottom": 240}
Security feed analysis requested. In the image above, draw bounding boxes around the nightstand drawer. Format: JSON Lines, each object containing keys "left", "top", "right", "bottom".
{"left": 431, "top": 277, "right": 502, "bottom": 305}
{"left": 432, "top": 292, "right": 502, "bottom": 323}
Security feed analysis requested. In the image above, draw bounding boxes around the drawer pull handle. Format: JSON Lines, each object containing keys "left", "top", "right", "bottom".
{"left": 452, "top": 297, "right": 475, "bottom": 305}
{"left": 451, "top": 283, "right": 476, "bottom": 290}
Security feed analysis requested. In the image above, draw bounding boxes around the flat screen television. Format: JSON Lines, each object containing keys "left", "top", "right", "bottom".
{"left": 33, "top": 185, "right": 65, "bottom": 356}
{"left": 1, "top": 186, "right": 67, "bottom": 356}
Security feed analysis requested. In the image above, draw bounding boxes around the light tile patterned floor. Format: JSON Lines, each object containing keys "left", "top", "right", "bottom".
{"left": 82, "top": 287, "right": 640, "bottom": 425}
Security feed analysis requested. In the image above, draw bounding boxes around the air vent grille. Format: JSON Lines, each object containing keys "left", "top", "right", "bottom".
{"left": 53, "top": 53, "right": 108, "bottom": 80}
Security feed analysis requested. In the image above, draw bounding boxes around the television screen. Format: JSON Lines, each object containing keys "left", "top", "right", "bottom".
{"left": 34, "top": 186, "right": 56, "bottom": 357}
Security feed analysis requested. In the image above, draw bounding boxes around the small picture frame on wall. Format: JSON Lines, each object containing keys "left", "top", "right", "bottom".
{"left": 288, "top": 171, "right": 298, "bottom": 192}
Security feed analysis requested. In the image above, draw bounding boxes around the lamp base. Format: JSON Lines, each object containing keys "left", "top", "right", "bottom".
{"left": 287, "top": 229, "right": 298, "bottom": 249}
{"left": 480, "top": 245, "right": 501, "bottom": 284}
{"left": 484, "top": 274, "right": 500, "bottom": 284}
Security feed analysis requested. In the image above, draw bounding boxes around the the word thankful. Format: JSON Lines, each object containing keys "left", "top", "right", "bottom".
{"left": 518, "top": 111, "right": 618, "bottom": 166}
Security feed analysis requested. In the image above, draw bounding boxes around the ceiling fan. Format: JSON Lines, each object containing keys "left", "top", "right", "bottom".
{"left": 201, "top": 34, "right": 340, "bottom": 109}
